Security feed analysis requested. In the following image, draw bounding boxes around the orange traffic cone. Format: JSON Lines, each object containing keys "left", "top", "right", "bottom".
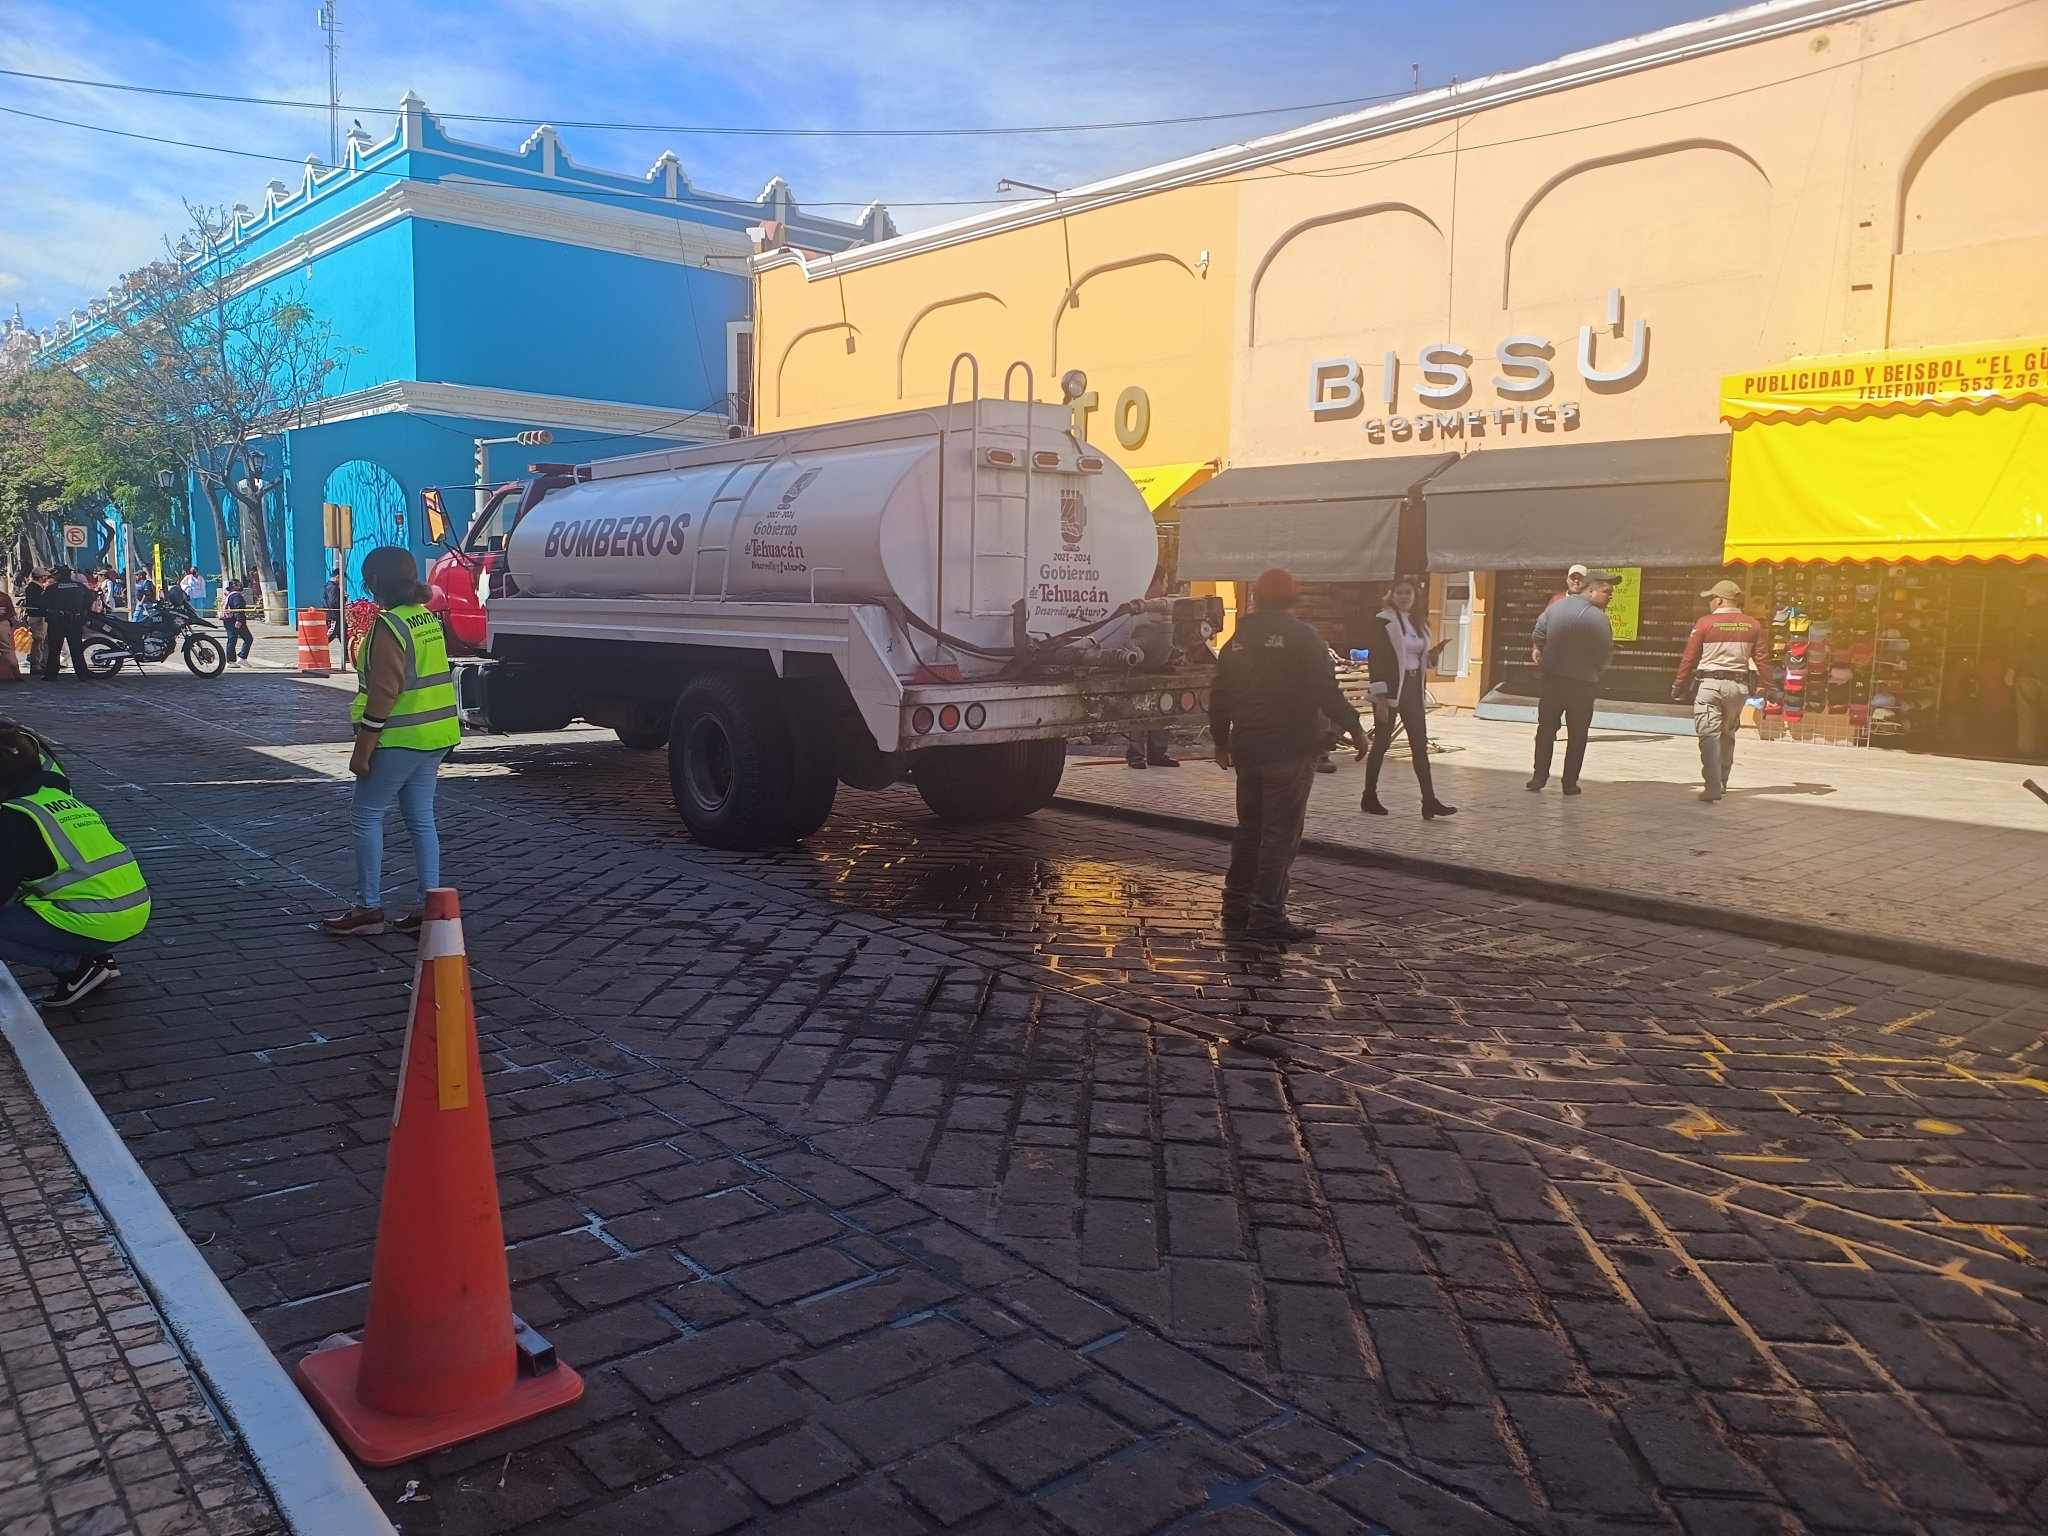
{"left": 295, "top": 888, "right": 582, "bottom": 1465}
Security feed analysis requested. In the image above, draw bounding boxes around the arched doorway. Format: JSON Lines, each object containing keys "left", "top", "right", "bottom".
{"left": 322, "top": 460, "right": 409, "bottom": 593}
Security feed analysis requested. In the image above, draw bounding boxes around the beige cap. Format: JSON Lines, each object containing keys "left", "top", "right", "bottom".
{"left": 1701, "top": 579, "right": 1744, "bottom": 601}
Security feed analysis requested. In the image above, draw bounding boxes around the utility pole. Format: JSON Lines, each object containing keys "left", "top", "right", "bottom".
{"left": 317, "top": 2, "right": 341, "bottom": 167}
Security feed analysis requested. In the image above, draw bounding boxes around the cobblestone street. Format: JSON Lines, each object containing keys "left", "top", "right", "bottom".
{"left": 10, "top": 668, "right": 2048, "bottom": 1535}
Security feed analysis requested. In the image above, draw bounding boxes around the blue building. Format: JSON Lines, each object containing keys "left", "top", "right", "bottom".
{"left": 29, "top": 93, "right": 888, "bottom": 611}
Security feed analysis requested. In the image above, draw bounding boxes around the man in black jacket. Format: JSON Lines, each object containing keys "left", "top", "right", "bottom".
{"left": 38, "top": 565, "right": 93, "bottom": 681}
{"left": 1210, "top": 568, "right": 1363, "bottom": 942}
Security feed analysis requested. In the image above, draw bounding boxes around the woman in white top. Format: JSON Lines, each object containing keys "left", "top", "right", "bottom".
{"left": 1361, "top": 576, "right": 1455, "bottom": 820}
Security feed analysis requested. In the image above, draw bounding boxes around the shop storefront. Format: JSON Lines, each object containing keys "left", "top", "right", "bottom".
{"left": 1421, "top": 435, "right": 1734, "bottom": 714}
{"left": 1176, "top": 456, "right": 1447, "bottom": 653}
{"left": 1718, "top": 337, "right": 2048, "bottom": 757}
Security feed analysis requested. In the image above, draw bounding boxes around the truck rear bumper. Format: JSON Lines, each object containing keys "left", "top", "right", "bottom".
{"left": 898, "top": 669, "right": 1213, "bottom": 750}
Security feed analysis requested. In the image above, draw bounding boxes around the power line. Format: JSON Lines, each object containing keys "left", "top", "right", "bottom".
{"left": 0, "top": 102, "right": 1022, "bottom": 211}
{"left": 4, "top": 0, "right": 2030, "bottom": 257}
{"left": 0, "top": 65, "right": 1416, "bottom": 139}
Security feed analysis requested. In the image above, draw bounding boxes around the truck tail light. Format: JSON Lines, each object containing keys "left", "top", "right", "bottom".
{"left": 1077, "top": 455, "right": 1104, "bottom": 472}
{"left": 984, "top": 448, "right": 1018, "bottom": 466}
{"left": 1032, "top": 451, "right": 1061, "bottom": 469}
{"left": 911, "top": 706, "right": 935, "bottom": 735}
{"left": 938, "top": 704, "right": 961, "bottom": 731}
{"left": 1179, "top": 690, "right": 1197, "bottom": 712}
{"left": 1157, "top": 691, "right": 1176, "bottom": 713}
{"left": 964, "top": 703, "right": 986, "bottom": 729}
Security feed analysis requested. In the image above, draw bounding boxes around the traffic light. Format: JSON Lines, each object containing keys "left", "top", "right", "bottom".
{"left": 515, "top": 429, "right": 553, "bottom": 446}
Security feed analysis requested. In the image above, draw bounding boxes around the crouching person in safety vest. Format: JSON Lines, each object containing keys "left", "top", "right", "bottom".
{"left": 0, "top": 725, "right": 149, "bottom": 1007}
{"left": 321, "top": 547, "right": 461, "bottom": 938}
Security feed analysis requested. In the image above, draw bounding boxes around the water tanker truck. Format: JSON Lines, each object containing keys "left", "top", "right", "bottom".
{"left": 426, "top": 382, "right": 1221, "bottom": 849}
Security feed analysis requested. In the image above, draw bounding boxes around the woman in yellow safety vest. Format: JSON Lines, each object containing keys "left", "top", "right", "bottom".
{"left": 0, "top": 725, "right": 149, "bottom": 1007}
{"left": 321, "top": 546, "right": 461, "bottom": 938}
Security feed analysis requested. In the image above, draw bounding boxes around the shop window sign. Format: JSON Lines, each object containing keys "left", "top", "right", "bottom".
{"left": 1308, "top": 287, "right": 1649, "bottom": 447}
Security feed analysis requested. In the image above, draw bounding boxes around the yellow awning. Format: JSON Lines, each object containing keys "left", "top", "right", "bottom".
{"left": 1720, "top": 337, "right": 2048, "bottom": 424}
{"left": 1719, "top": 338, "right": 2048, "bottom": 563}
{"left": 1125, "top": 460, "right": 1217, "bottom": 519}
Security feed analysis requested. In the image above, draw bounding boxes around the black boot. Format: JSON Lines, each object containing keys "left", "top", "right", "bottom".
{"left": 1423, "top": 800, "right": 1458, "bottom": 820}
{"left": 1359, "top": 784, "right": 1388, "bottom": 816}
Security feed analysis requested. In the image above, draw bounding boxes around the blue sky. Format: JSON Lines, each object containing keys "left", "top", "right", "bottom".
{"left": 2, "top": 0, "right": 1733, "bottom": 324}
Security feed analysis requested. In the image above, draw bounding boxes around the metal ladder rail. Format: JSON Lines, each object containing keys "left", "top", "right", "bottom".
{"left": 691, "top": 454, "right": 778, "bottom": 599}
{"left": 960, "top": 363, "right": 1039, "bottom": 617}
{"left": 939, "top": 353, "right": 981, "bottom": 633}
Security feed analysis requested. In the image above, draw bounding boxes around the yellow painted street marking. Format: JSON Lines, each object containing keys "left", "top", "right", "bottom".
{"left": 434, "top": 954, "right": 471, "bottom": 1111}
{"left": 1745, "top": 993, "right": 1808, "bottom": 1017}
{"left": 1666, "top": 1109, "right": 1739, "bottom": 1139}
{"left": 1914, "top": 1119, "right": 1964, "bottom": 1136}
{"left": 1879, "top": 1009, "right": 1938, "bottom": 1035}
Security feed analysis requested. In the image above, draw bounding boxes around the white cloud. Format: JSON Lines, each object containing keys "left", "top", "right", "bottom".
{"left": 0, "top": 273, "right": 23, "bottom": 293}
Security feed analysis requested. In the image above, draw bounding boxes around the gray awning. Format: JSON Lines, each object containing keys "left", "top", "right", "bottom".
{"left": 1422, "top": 433, "right": 1730, "bottom": 572}
{"left": 1176, "top": 453, "right": 1455, "bottom": 582}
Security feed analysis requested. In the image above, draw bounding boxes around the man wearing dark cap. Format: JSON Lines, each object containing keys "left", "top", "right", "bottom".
{"left": 1528, "top": 568, "right": 1617, "bottom": 795}
{"left": 1674, "top": 578, "right": 1768, "bottom": 802}
{"left": 1209, "top": 568, "right": 1364, "bottom": 942}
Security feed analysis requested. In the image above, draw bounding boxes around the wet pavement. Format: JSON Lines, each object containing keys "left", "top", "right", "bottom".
{"left": 9, "top": 666, "right": 2048, "bottom": 1535}
{"left": 1058, "top": 711, "right": 2048, "bottom": 979}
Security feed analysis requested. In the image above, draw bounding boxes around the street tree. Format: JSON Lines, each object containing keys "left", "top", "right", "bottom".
{"left": 75, "top": 201, "right": 347, "bottom": 615}
{"left": 0, "top": 364, "right": 180, "bottom": 578}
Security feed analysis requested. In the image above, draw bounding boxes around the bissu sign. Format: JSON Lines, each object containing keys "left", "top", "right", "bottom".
{"left": 1308, "top": 288, "right": 1649, "bottom": 446}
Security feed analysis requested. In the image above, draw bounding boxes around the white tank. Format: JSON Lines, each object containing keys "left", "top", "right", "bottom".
{"left": 505, "top": 401, "right": 1158, "bottom": 654}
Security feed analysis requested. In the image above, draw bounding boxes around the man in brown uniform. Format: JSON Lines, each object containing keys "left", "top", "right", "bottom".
{"left": 1673, "top": 579, "right": 1770, "bottom": 803}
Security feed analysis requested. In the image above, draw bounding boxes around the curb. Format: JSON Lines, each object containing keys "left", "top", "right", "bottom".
{"left": 1051, "top": 795, "right": 2048, "bottom": 992}
{"left": 0, "top": 970, "right": 395, "bottom": 1536}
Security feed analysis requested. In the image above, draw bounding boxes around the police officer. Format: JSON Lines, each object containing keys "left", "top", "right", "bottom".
{"left": 321, "top": 547, "right": 461, "bottom": 938}
{"left": 1209, "top": 568, "right": 1364, "bottom": 943}
{"left": 0, "top": 726, "right": 149, "bottom": 1006}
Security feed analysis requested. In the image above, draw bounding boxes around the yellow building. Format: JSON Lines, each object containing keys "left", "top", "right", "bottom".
{"left": 755, "top": 0, "right": 2048, "bottom": 754}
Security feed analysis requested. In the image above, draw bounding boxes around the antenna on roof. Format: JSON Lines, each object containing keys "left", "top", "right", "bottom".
{"left": 317, "top": 2, "right": 342, "bottom": 168}
{"left": 1411, "top": 63, "right": 1420, "bottom": 89}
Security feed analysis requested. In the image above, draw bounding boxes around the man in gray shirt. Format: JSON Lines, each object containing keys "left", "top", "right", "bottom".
{"left": 1528, "top": 570, "right": 1617, "bottom": 795}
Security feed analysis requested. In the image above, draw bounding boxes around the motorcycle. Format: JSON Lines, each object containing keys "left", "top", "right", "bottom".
{"left": 82, "top": 591, "right": 227, "bottom": 678}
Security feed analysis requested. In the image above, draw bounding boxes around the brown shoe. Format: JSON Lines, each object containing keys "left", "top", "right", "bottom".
{"left": 319, "top": 906, "right": 387, "bottom": 937}
{"left": 391, "top": 910, "right": 423, "bottom": 935}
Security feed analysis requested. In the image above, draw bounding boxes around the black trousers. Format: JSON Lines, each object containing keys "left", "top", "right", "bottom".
{"left": 1223, "top": 754, "right": 1316, "bottom": 925}
{"left": 41, "top": 620, "right": 87, "bottom": 680}
{"left": 225, "top": 619, "right": 253, "bottom": 661}
{"left": 1533, "top": 675, "right": 1598, "bottom": 786}
{"left": 1366, "top": 672, "right": 1436, "bottom": 802}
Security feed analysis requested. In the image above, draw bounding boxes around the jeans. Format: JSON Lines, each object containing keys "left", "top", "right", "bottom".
{"left": 1692, "top": 678, "right": 1747, "bottom": 794}
{"left": 224, "top": 620, "right": 253, "bottom": 661}
{"left": 1223, "top": 754, "right": 1317, "bottom": 926}
{"left": 0, "top": 903, "right": 108, "bottom": 977}
{"left": 1366, "top": 672, "right": 1437, "bottom": 803}
{"left": 1533, "top": 675, "right": 1598, "bottom": 786}
{"left": 352, "top": 747, "right": 448, "bottom": 909}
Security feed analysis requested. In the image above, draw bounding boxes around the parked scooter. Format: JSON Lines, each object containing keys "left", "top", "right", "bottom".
{"left": 82, "top": 589, "right": 226, "bottom": 678}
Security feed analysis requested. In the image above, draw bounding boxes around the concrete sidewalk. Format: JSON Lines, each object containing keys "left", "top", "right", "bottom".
{"left": 0, "top": 1043, "right": 283, "bottom": 1536}
{"left": 1060, "top": 711, "right": 2048, "bottom": 980}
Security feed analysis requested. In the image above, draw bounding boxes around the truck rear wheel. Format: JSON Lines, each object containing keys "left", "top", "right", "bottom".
{"left": 669, "top": 674, "right": 796, "bottom": 849}
{"left": 912, "top": 739, "right": 1067, "bottom": 823}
